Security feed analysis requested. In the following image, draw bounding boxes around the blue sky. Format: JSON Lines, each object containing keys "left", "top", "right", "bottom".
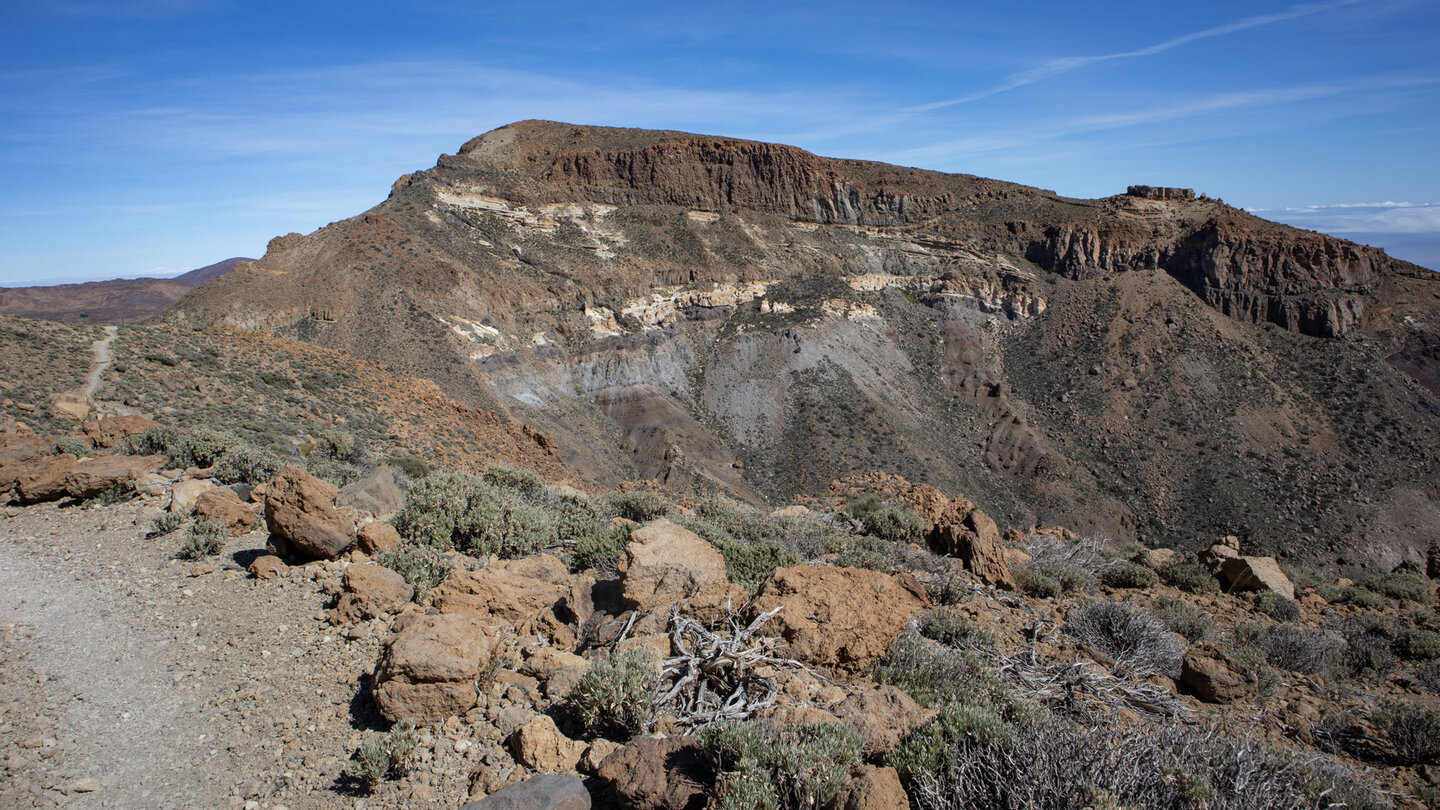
{"left": 2, "top": 0, "right": 1438, "bottom": 285}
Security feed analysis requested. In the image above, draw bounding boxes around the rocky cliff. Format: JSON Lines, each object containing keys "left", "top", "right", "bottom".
{"left": 168, "top": 121, "right": 1440, "bottom": 569}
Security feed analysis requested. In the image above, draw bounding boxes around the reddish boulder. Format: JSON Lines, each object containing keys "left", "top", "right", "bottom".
{"left": 194, "top": 487, "right": 260, "bottom": 535}
{"left": 61, "top": 454, "right": 165, "bottom": 499}
{"left": 927, "top": 508, "right": 1015, "bottom": 589}
{"left": 331, "top": 564, "right": 413, "bottom": 623}
{"left": 751, "top": 566, "right": 929, "bottom": 673}
{"left": 81, "top": 415, "right": 159, "bottom": 449}
{"left": 373, "top": 613, "right": 497, "bottom": 723}
{"left": 11, "top": 453, "right": 79, "bottom": 503}
{"left": 619, "top": 519, "right": 728, "bottom": 612}
{"left": 1180, "top": 643, "right": 1257, "bottom": 703}
{"left": 263, "top": 466, "right": 354, "bottom": 561}
{"left": 597, "top": 736, "right": 708, "bottom": 810}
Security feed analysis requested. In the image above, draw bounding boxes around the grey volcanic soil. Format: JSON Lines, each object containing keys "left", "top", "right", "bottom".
{"left": 0, "top": 500, "right": 448, "bottom": 809}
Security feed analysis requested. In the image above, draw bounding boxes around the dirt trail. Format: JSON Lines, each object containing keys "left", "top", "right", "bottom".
{"left": 0, "top": 501, "right": 385, "bottom": 809}
{"left": 81, "top": 326, "right": 117, "bottom": 400}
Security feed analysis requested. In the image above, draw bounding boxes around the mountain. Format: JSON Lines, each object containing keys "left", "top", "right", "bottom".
{"left": 0, "top": 257, "right": 253, "bottom": 323}
{"left": 167, "top": 120, "right": 1440, "bottom": 569}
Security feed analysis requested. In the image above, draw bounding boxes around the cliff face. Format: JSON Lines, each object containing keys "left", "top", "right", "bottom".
{"left": 169, "top": 121, "right": 1440, "bottom": 566}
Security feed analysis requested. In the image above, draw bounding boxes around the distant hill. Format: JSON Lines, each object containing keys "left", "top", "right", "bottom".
{"left": 0, "top": 257, "right": 253, "bottom": 323}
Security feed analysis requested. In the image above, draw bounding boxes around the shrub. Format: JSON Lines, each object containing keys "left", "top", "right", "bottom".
{"left": 919, "top": 609, "right": 997, "bottom": 650}
{"left": 150, "top": 511, "right": 186, "bottom": 536}
{"left": 925, "top": 574, "right": 969, "bottom": 606}
{"left": 845, "top": 494, "right": 924, "bottom": 544}
{"left": 1151, "top": 596, "right": 1212, "bottom": 643}
{"left": 1269, "top": 596, "right": 1302, "bottom": 623}
{"left": 569, "top": 649, "right": 659, "bottom": 740}
{"left": 1064, "top": 600, "right": 1184, "bottom": 678}
{"left": 1394, "top": 627, "right": 1440, "bottom": 662}
{"left": 305, "top": 455, "right": 363, "bottom": 487}
{"left": 125, "top": 426, "right": 237, "bottom": 469}
{"left": 178, "top": 518, "right": 226, "bottom": 559}
{"left": 376, "top": 542, "right": 453, "bottom": 599}
{"left": 385, "top": 452, "right": 430, "bottom": 480}
{"left": 1016, "top": 569, "right": 1062, "bottom": 599}
{"left": 1336, "top": 617, "right": 1400, "bottom": 678}
{"left": 312, "top": 429, "right": 363, "bottom": 464}
{"left": 49, "top": 436, "right": 89, "bottom": 456}
{"left": 716, "top": 541, "right": 801, "bottom": 590}
{"left": 352, "top": 717, "right": 419, "bottom": 788}
{"left": 1361, "top": 571, "right": 1434, "bottom": 603}
{"left": 604, "top": 488, "right": 673, "bottom": 523}
{"left": 1416, "top": 662, "right": 1440, "bottom": 695}
{"left": 693, "top": 497, "right": 849, "bottom": 560}
{"left": 887, "top": 713, "right": 1385, "bottom": 810}
{"left": 1375, "top": 702, "right": 1440, "bottom": 765}
{"left": 869, "top": 631, "right": 1020, "bottom": 712}
{"left": 700, "top": 720, "right": 864, "bottom": 810}
{"left": 1256, "top": 624, "right": 1338, "bottom": 675}
{"left": 1318, "top": 584, "right": 1384, "bottom": 609}
{"left": 545, "top": 489, "right": 604, "bottom": 543}
{"left": 1100, "top": 561, "right": 1158, "bottom": 590}
{"left": 211, "top": 444, "right": 284, "bottom": 485}
{"left": 568, "top": 524, "right": 630, "bottom": 578}
{"left": 481, "top": 464, "right": 546, "bottom": 499}
{"left": 1160, "top": 560, "right": 1220, "bottom": 594}
{"left": 392, "top": 472, "right": 555, "bottom": 557}
{"left": 1016, "top": 534, "right": 1119, "bottom": 597}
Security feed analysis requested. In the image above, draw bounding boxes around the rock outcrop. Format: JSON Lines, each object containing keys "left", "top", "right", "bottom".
{"left": 618, "top": 519, "right": 729, "bottom": 612}
{"left": 751, "top": 566, "right": 929, "bottom": 673}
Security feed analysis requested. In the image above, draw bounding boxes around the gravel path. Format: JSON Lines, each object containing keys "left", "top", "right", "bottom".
{"left": 81, "top": 326, "right": 117, "bottom": 400}
{"left": 0, "top": 500, "right": 391, "bottom": 809}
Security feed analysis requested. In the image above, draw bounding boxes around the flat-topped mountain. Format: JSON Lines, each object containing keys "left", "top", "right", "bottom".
{"left": 168, "top": 121, "right": 1440, "bottom": 569}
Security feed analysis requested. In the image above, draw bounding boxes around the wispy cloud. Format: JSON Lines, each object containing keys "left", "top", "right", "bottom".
{"left": 913, "top": 0, "right": 1363, "bottom": 111}
{"left": 885, "top": 74, "right": 1440, "bottom": 166}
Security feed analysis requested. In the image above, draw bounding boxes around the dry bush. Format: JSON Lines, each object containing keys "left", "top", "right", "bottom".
{"left": 1064, "top": 600, "right": 1184, "bottom": 679}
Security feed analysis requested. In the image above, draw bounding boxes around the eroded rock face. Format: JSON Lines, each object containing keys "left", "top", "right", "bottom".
{"left": 81, "top": 415, "right": 159, "bottom": 449}
{"left": 751, "top": 566, "right": 928, "bottom": 673}
{"left": 373, "top": 613, "right": 496, "bottom": 723}
{"left": 429, "top": 557, "right": 576, "bottom": 645}
{"left": 11, "top": 453, "right": 164, "bottom": 504}
{"left": 263, "top": 466, "right": 354, "bottom": 561}
{"left": 355, "top": 521, "right": 401, "bottom": 555}
{"left": 928, "top": 508, "right": 1014, "bottom": 590}
{"left": 331, "top": 564, "right": 413, "bottom": 623}
{"left": 11, "top": 454, "right": 79, "bottom": 503}
{"left": 618, "top": 519, "right": 728, "bottom": 612}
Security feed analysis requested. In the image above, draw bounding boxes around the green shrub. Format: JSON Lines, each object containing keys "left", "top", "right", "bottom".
{"left": 49, "top": 436, "right": 90, "bottom": 456}
{"left": 1100, "top": 561, "right": 1158, "bottom": 590}
{"left": 1318, "top": 584, "right": 1384, "bottom": 609}
{"left": 377, "top": 543, "right": 453, "bottom": 599}
{"left": 482, "top": 464, "right": 545, "bottom": 499}
{"left": 546, "top": 489, "right": 604, "bottom": 544}
{"left": 392, "top": 472, "right": 555, "bottom": 557}
{"left": 1016, "top": 569, "right": 1062, "bottom": 599}
{"left": 717, "top": 541, "right": 801, "bottom": 590}
{"left": 869, "top": 630, "right": 1020, "bottom": 712}
{"left": 569, "top": 649, "right": 659, "bottom": 740}
{"left": 178, "top": 518, "right": 226, "bottom": 559}
{"left": 846, "top": 494, "right": 924, "bottom": 544}
{"left": 1362, "top": 572, "right": 1434, "bottom": 603}
{"left": 1160, "top": 560, "right": 1220, "bottom": 594}
{"left": 312, "top": 429, "right": 362, "bottom": 463}
{"left": 1375, "top": 702, "right": 1440, "bottom": 765}
{"left": 385, "top": 452, "right": 430, "bottom": 480}
{"left": 1394, "top": 627, "right": 1440, "bottom": 662}
{"left": 1064, "top": 600, "right": 1183, "bottom": 678}
{"left": 125, "top": 426, "right": 237, "bottom": 469}
{"left": 211, "top": 444, "right": 284, "bottom": 485}
{"left": 568, "top": 524, "right": 630, "bottom": 577}
{"left": 150, "top": 511, "right": 186, "bottom": 536}
{"left": 305, "top": 455, "right": 363, "bottom": 487}
{"left": 603, "top": 488, "right": 673, "bottom": 523}
{"left": 1019, "top": 558, "right": 1095, "bottom": 596}
{"left": 700, "top": 720, "right": 864, "bottom": 810}
{"left": 1257, "top": 624, "right": 1338, "bottom": 675}
{"left": 1152, "top": 595, "right": 1212, "bottom": 643}
{"left": 693, "top": 497, "right": 849, "bottom": 560}
{"left": 886, "top": 703, "right": 1014, "bottom": 776}
{"left": 352, "top": 717, "right": 419, "bottom": 789}
{"left": 925, "top": 574, "right": 969, "bottom": 606}
{"left": 919, "top": 609, "right": 997, "bottom": 649}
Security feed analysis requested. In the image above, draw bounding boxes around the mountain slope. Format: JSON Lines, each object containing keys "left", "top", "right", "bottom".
{"left": 0, "top": 257, "right": 253, "bottom": 323}
{"left": 167, "top": 121, "right": 1440, "bottom": 570}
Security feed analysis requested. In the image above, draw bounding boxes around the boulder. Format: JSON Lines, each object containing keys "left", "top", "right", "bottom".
{"left": 193, "top": 487, "right": 260, "bottom": 535}
{"left": 828, "top": 685, "right": 934, "bottom": 755}
{"left": 619, "top": 519, "right": 728, "bottom": 612}
{"left": 521, "top": 647, "right": 591, "bottom": 700}
{"left": 337, "top": 466, "right": 406, "bottom": 517}
{"left": 11, "top": 454, "right": 79, "bottom": 504}
{"left": 332, "top": 564, "right": 413, "bottom": 623}
{"left": 356, "top": 521, "right": 402, "bottom": 555}
{"left": 597, "top": 736, "right": 709, "bottom": 810}
{"left": 1216, "top": 556, "right": 1295, "bottom": 600}
{"left": 263, "top": 466, "right": 354, "bottom": 561}
{"left": 49, "top": 393, "right": 90, "bottom": 422}
{"left": 510, "top": 715, "right": 585, "bottom": 773}
{"left": 61, "top": 454, "right": 165, "bottom": 499}
{"left": 81, "top": 415, "right": 159, "bottom": 449}
{"left": 459, "top": 773, "right": 590, "bottom": 810}
{"left": 841, "top": 765, "right": 908, "bottom": 810}
{"left": 430, "top": 561, "right": 576, "bottom": 645}
{"left": 1180, "top": 643, "right": 1257, "bottom": 703}
{"left": 751, "top": 566, "right": 929, "bottom": 673}
{"left": 373, "top": 612, "right": 496, "bottom": 723}
{"left": 169, "top": 477, "right": 217, "bottom": 514}
{"left": 927, "top": 508, "right": 1014, "bottom": 589}
{"left": 1141, "top": 547, "right": 1180, "bottom": 572}
{"left": 247, "top": 554, "right": 287, "bottom": 580}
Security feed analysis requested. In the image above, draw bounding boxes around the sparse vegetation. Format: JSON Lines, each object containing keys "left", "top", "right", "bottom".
{"left": 603, "top": 488, "right": 673, "bottom": 523}
{"left": 1375, "top": 701, "right": 1440, "bottom": 766}
{"left": 1255, "top": 624, "right": 1338, "bottom": 674}
{"left": 1064, "top": 600, "right": 1183, "bottom": 678}
{"left": 1160, "top": 560, "right": 1220, "bottom": 594}
{"left": 49, "top": 436, "right": 89, "bottom": 456}
{"left": 150, "top": 511, "right": 186, "bottom": 536}
{"left": 392, "top": 472, "right": 555, "bottom": 557}
{"left": 178, "top": 518, "right": 226, "bottom": 559}
{"left": 1100, "top": 561, "right": 1158, "bottom": 589}
{"left": 1361, "top": 571, "right": 1434, "bottom": 603}
{"left": 845, "top": 494, "right": 924, "bottom": 544}
{"left": 352, "top": 718, "right": 419, "bottom": 789}
{"left": 1152, "top": 595, "right": 1212, "bottom": 642}
{"left": 699, "top": 720, "right": 864, "bottom": 810}
{"left": 569, "top": 649, "right": 659, "bottom": 741}
{"left": 376, "top": 542, "right": 453, "bottom": 599}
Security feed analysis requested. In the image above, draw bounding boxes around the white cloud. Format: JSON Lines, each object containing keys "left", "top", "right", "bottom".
{"left": 1253, "top": 201, "right": 1440, "bottom": 233}
{"left": 913, "top": 0, "right": 1364, "bottom": 111}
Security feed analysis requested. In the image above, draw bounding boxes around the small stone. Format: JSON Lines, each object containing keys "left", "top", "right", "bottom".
{"left": 65, "top": 778, "right": 101, "bottom": 794}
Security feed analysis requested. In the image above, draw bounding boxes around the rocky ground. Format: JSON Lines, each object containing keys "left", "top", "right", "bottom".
{"left": 0, "top": 498, "right": 449, "bottom": 810}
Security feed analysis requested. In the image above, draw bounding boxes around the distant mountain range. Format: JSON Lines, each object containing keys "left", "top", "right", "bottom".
{"left": 0, "top": 257, "right": 253, "bottom": 323}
